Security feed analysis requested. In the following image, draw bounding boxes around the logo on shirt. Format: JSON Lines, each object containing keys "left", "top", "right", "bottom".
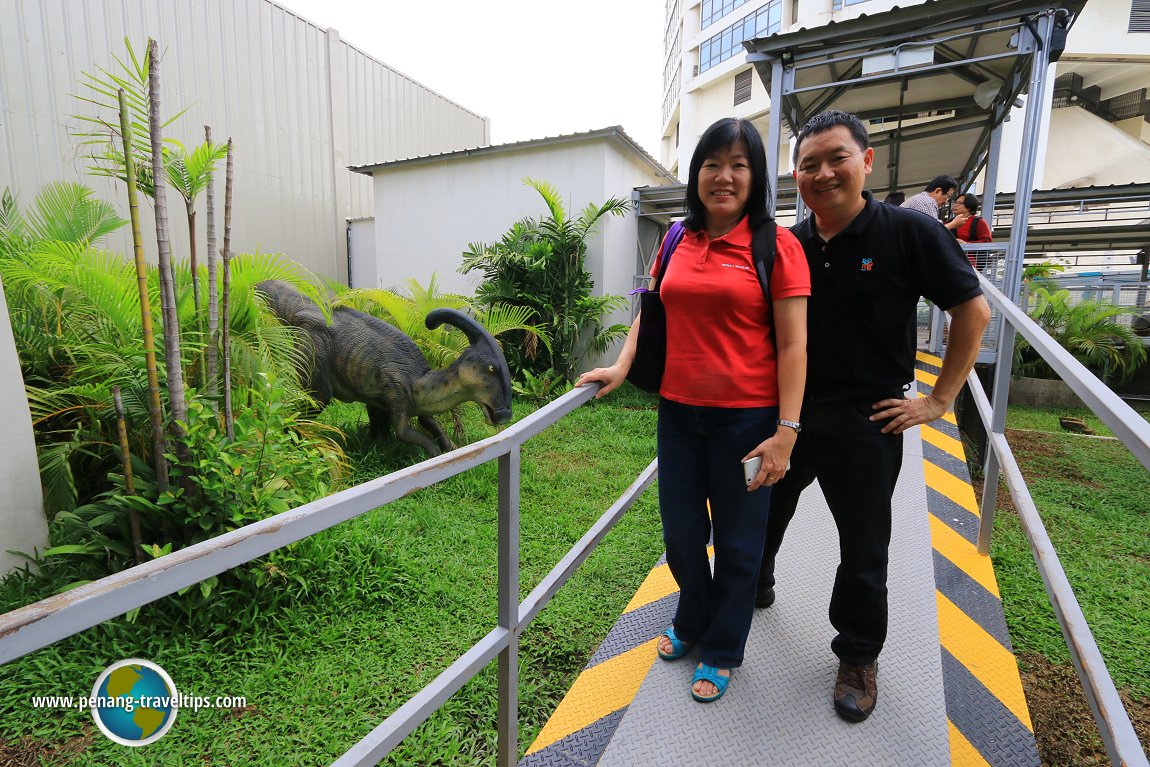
{"left": 721, "top": 263, "right": 752, "bottom": 271}
{"left": 860, "top": 258, "right": 874, "bottom": 272}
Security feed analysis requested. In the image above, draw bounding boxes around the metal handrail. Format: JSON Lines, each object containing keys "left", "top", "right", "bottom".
{"left": 968, "top": 271, "right": 1150, "bottom": 767}
{"left": 0, "top": 383, "right": 659, "bottom": 767}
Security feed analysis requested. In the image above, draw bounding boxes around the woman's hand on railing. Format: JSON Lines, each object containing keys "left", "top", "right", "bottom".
{"left": 574, "top": 365, "right": 627, "bottom": 399}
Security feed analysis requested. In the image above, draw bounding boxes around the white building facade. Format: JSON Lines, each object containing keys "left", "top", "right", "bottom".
{"left": 351, "top": 127, "right": 677, "bottom": 367}
{"left": 661, "top": 0, "right": 1150, "bottom": 188}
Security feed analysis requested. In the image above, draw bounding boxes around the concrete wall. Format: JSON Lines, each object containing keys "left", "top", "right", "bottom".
{"left": 1039, "top": 106, "right": 1150, "bottom": 187}
{"left": 0, "top": 275, "right": 48, "bottom": 576}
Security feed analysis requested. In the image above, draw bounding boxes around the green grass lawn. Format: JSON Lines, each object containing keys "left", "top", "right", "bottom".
{"left": 0, "top": 386, "right": 663, "bottom": 766}
{"left": 992, "top": 405, "right": 1150, "bottom": 698}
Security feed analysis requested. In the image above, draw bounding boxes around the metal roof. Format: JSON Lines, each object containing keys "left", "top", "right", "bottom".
{"left": 349, "top": 126, "right": 675, "bottom": 183}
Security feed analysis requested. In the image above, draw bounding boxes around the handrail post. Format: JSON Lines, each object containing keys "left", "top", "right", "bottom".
{"left": 978, "top": 299, "right": 1016, "bottom": 555}
{"left": 497, "top": 446, "right": 521, "bottom": 767}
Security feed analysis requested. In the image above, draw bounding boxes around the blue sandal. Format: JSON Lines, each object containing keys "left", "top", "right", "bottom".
{"left": 656, "top": 627, "right": 694, "bottom": 661}
{"left": 690, "top": 663, "right": 731, "bottom": 703}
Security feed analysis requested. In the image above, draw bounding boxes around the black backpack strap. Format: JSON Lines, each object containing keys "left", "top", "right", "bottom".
{"left": 751, "top": 219, "right": 779, "bottom": 346}
{"left": 751, "top": 219, "right": 777, "bottom": 305}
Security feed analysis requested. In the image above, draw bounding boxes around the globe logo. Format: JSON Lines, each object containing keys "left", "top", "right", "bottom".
{"left": 90, "top": 659, "right": 178, "bottom": 746}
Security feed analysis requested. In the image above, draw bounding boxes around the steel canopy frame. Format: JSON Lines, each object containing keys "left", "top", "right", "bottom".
{"left": 744, "top": 0, "right": 1083, "bottom": 302}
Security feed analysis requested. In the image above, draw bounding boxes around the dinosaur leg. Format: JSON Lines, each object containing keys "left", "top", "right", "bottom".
{"left": 418, "top": 415, "right": 455, "bottom": 453}
{"left": 390, "top": 411, "right": 441, "bottom": 458}
{"left": 367, "top": 405, "right": 391, "bottom": 438}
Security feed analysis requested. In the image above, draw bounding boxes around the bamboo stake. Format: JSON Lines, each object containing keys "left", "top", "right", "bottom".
{"left": 205, "top": 125, "right": 219, "bottom": 411}
{"left": 118, "top": 87, "right": 169, "bottom": 493}
{"left": 112, "top": 387, "right": 144, "bottom": 565}
{"left": 222, "top": 137, "right": 235, "bottom": 439}
{"left": 147, "top": 39, "right": 190, "bottom": 458}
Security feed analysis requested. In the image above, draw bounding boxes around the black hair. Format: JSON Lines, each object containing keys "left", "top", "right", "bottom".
{"left": 958, "top": 192, "right": 980, "bottom": 213}
{"left": 883, "top": 191, "right": 906, "bottom": 206}
{"left": 792, "top": 110, "right": 870, "bottom": 166}
{"left": 924, "top": 175, "right": 959, "bottom": 194}
{"left": 684, "top": 118, "right": 771, "bottom": 232}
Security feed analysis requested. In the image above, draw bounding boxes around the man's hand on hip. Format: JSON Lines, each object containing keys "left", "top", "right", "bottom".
{"left": 870, "top": 394, "right": 948, "bottom": 434}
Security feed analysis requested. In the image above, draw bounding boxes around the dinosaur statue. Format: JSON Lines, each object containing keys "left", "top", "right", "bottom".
{"left": 256, "top": 280, "right": 513, "bottom": 457}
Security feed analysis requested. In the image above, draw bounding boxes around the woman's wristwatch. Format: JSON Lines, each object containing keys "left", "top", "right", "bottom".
{"left": 777, "top": 419, "right": 802, "bottom": 433}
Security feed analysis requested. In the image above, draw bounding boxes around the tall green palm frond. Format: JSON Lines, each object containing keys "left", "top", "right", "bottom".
{"left": 524, "top": 178, "right": 566, "bottom": 227}
{"left": 1, "top": 188, "right": 30, "bottom": 256}
{"left": 72, "top": 38, "right": 187, "bottom": 195}
{"left": 22, "top": 182, "right": 127, "bottom": 245}
{"left": 233, "top": 251, "right": 331, "bottom": 327}
{"left": 164, "top": 140, "right": 228, "bottom": 205}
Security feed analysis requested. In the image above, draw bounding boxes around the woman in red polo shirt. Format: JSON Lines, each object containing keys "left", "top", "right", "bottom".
{"left": 576, "top": 118, "right": 810, "bottom": 703}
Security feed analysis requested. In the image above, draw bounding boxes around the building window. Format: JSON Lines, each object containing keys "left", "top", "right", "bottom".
{"left": 831, "top": 0, "right": 869, "bottom": 10}
{"left": 1131, "top": 0, "right": 1150, "bottom": 32}
{"left": 701, "top": 0, "right": 751, "bottom": 29}
{"left": 698, "top": 1, "right": 782, "bottom": 73}
{"left": 734, "top": 69, "right": 753, "bottom": 105}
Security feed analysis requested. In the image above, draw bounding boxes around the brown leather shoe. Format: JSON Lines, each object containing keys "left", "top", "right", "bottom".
{"left": 833, "top": 661, "right": 878, "bottom": 722}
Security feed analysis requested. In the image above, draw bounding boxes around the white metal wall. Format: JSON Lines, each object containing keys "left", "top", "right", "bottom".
{"left": 0, "top": 0, "right": 489, "bottom": 282}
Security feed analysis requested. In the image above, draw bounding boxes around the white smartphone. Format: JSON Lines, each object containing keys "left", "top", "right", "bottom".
{"left": 742, "top": 456, "right": 763, "bottom": 486}
{"left": 742, "top": 456, "right": 791, "bottom": 486}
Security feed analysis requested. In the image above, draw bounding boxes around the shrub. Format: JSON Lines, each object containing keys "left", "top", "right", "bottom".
{"left": 43, "top": 374, "right": 346, "bottom": 599}
{"left": 461, "top": 179, "right": 629, "bottom": 383}
{"left": 1013, "top": 287, "right": 1147, "bottom": 384}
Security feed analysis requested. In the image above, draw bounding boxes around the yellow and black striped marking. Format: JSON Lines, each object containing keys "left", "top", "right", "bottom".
{"left": 520, "top": 355, "right": 1038, "bottom": 766}
{"left": 915, "top": 351, "right": 1038, "bottom": 766}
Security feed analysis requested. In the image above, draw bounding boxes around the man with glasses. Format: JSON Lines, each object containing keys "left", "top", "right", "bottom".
{"left": 900, "top": 174, "right": 959, "bottom": 220}
{"left": 756, "top": 112, "right": 989, "bottom": 722}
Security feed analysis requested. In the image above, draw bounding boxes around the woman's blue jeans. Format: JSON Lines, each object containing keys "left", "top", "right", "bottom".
{"left": 657, "top": 397, "right": 777, "bottom": 669}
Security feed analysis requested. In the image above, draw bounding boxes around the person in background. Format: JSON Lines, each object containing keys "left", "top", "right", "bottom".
{"left": 576, "top": 117, "right": 810, "bottom": 704}
{"left": 945, "top": 192, "right": 992, "bottom": 243}
{"left": 900, "top": 174, "right": 958, "bottom": 220}
{"left": 756, "top": 110, "right": 990, "bottom": 723}
{"left": 882, "top": 191, "right": 905, "bottom": 206}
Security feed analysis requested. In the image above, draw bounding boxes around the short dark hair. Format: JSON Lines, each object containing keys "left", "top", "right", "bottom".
{"left": 925, "top": 175, "right": 958, "bottom": 194}
{"left": 792, "top": 110, "right": 870, "bottom": 166}
{"left": 959, "top": 192, "right": 980, "bottom": 214}
{"left": 882, "top": 191, "right": 906, "bottom": 206}
{"left": 685, "top": 118, "right": 771, "bottom": 232}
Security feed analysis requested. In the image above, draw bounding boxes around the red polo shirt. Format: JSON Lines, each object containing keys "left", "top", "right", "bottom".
{"left": 651, "top": 217, "right": 810, "bottom": 407}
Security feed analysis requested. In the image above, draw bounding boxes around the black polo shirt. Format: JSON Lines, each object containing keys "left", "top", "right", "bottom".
{"left": 791, "top": 190, "right": 982, "bottom": 402}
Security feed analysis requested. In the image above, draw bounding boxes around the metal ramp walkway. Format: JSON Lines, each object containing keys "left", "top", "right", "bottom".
{"left": 520, "top": 353, "right": 1038, "bottom": 767}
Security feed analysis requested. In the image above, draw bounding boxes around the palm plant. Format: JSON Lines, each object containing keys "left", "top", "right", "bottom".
{"left": 146, "top": 39, "right": 190, "bottom": 460}
{"left": 165, "top": 139, "right": 228, "bottom": 316}
{"left": 334, "top": 273, "right": 546, "bottom": 368}
{"left": 1, "top": 180, "right": 323, "bottom": 513}
{"left": 72, "top": 38, "right": 186, "bottom": 196}
{"left": 460, "top": 178, "right": 630, "bottom": 382}
{"left": 119, "top": 87, "right": 170, "bottom": 491}
{"left": 1013, "top": 286, "right": 1148, "bottom": 384}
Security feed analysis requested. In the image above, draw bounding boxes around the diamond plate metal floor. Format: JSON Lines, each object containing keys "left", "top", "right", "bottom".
{"left": 595, "top": 418, "right": 948, "bottom": 766}
{"left": 523, "top": 355, "right": 1039, "bottom": 767}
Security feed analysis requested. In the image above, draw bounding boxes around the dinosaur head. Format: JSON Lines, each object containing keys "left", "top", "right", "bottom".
{"left": 425, "top": 309, "right": 514, "bottom": 425}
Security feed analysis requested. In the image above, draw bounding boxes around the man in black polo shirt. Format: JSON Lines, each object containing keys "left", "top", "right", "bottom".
{"left": 756, "top": 110, "right": 990, "bottom": 722}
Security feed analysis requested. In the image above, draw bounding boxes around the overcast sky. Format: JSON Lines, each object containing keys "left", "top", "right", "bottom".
{"left": 275, "top": 0, "right": 666, "bottom": 157}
